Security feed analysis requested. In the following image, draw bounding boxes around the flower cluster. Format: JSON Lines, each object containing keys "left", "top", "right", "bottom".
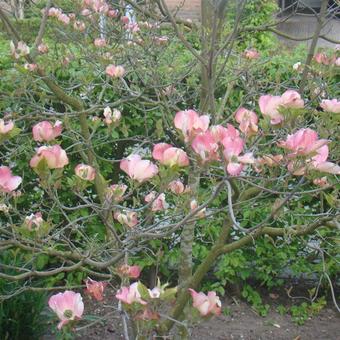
{"left": 278, "top": 128, "right": 340, "bottom": 175}
{"left": 174, "top": 109, "right": 254, "bottom": 175}
{"left": 259, "top": 90, "right": 304, "bottom": 125}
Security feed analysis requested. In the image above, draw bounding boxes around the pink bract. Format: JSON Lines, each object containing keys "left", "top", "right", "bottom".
{"left": 259, "top": 95, "right": 284, "bottom": 125}
{"left": 75, "top": 164, "right": 96, "bottom": 181}
{"left": 30, "top": 145, "right": 69, "bottom": 169}
{"left": 32, "top": 120, "right": 62, "bottom": 142}
{"left": 48, "top": 291, "right": 84, "bottom": 329}
{"left": 85, "top": 277, "right": 107, "bottom": 301}
{"left": 114, "top": 211, "right": 138, "bottom": 228}
{"left": 145, "top": 191, "right": 168, "bottom": 211}
{"left": 0, "top": 119, "right": 14, "bottom": 135}
{"left": 116, "top": 282, "right": 147, "bottom": 305}
{"left": 234, "top": 108, "right": 258, "bottom": 136}
{"left": 152, "top": 143, "right": 189, "bottom": 167}
{"left": 0, "top": 166, "right": 22, "bottom": 193}
{"left": 188, "top": 288, "right": 221, "bottom": 316}
{"left": 191, "top": 131, "right": 219, "bottom": 162}
{"left": 320, "top": 99, "right": 340, "bottom": 113}
{"left": 117, "top": 264, "right": 141, "bottom": 279}
{"left": 174, "top": 109, "right": 210, "bottom": 142}
{"left": 168, "top": 179, "right": 185, "bottom": 194}
{"left": 106, "top": 64, "right": 125, "bottom": 78}
{"left": 120, "top": 154, "right": 158, "bottom": 182}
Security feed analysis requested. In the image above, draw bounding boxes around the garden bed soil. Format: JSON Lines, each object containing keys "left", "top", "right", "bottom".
{"left": 47, "top": 286, "right": 340, "bottom": 340}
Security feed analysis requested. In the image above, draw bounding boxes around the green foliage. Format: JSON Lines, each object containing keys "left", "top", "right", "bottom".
{"left": 241, "top": 284, "right": 270, "bottom": 316}
{"left": 231, "top": 0, "right": 279, "bottom": 50}
{"left": 0, "top": 251, "right": 48, "bottom": 340}
{"left": 0, "top": 291, "right": 48, "bottom": 340}
{"left": 290, "top": 297, "right": 327, "bottom": 325}
{"left": 276, "top": 304, "right": 287, "bottom": 315}
{"left": 0, "top": 18, "right": 41, "bottom": 42}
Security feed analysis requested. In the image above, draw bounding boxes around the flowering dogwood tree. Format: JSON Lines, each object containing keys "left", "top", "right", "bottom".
{"left": 0, "top": 0, "right": 339, "bottom": 338}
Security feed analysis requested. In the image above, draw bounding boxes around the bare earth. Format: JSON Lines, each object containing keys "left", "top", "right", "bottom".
{"left": 62, "top": 293, "right": 340, "bottom": 340}
{"left": 190, "top": 299, "right": 339, "bottom": 340}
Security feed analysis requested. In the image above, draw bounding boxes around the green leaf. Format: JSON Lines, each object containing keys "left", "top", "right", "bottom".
{"left": 35, "top": 254, "right": 50, "bottom": 270}
{"left": 137, "top": 282, "right": 150, "bottom": 300}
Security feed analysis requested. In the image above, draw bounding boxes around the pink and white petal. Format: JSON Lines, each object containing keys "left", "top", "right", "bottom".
{"left": 227, "top": 162, "right": 244, "bottom": 176}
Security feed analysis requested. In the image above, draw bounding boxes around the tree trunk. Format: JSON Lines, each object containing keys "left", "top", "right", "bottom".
{"left": 10, "top": 0, "right": 25, "bottom": 19}
{"left": 200, "top": 0, "right": 215, "bottom": 113}
{"left": 200, "top": 0, "right": 228, "bottom": 114}
{"left": 178, "top": 165, "right": 200, "bottom": 284}
{"left": 17, "top": 0, "right": 24, "bottom": 19}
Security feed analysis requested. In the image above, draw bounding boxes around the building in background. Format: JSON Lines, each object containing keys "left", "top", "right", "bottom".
{"left": 164, "top": 0, "right": 339, "bottom": 47}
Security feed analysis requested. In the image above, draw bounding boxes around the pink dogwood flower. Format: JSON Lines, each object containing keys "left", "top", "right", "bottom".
{"left": 310, "top": 145, "right": 340, "bottom": 174}
{"left": 106, "top": 64, "right": 125, "bottom": 78}
{"left": 81, "top": 8, "right": 91, "bottom": 16}
{"left": 10, "top": 41, "right": 30, "bottom": 59}
{"left": 188, "top": 289, "right": 222, "bottom": 316}
{"left": 293, "top": 62, "right": 302, "bottom": 72}
{"left": 280, "top": 90, "right": 304, "bottom": 109}
{"left": 24, "top": 63, "right": 38, "bottom": 72}
{"left": 121, "top": 16, "right": 130, "bottom": 25}
{"left": 174, "top": 110, "right": 210, "bottom": 142}
{"left": 145, "top": 191, "right": 168, "bottom": 211}
{"left": 154, "top": 36, "right": 169, "bottom": 45}
{"left": 259, "top": 95, "right": 284, "bottom": 125}
{"left": 116, "top": 282, "right": 147, "bottom": 305}
{"left": 57, "top": 13, "right": 70, "bottom": 25}
{"left": 152, "top": 143, "right": 189, "bottom": 167}
{"left": 279, "top": 128, "right": 340, "bottom": 175}
{"left": 32, "top": 120, "right": 62, "bottom": 142}
{"left": 125, "top": 23, "right": 140, "bottom": 33}
{"left": 73, "top": 20, "right": 86, "bottom": 31}
{"left": 117, "top": 264, "right": 141, "bottom": 279}
{"left": 320, "top": 99, "right": 340, "bottom": 113}
{"left": 108, "top": 9, "right": 118, "bottom": 18}
{"left": 278, "top": 128, "right": 328, "bottom": 158}
{"left": 234, "top": 108, "right": 258, "bottom": 136}
{"left": 259, "top": 90, "right": 304, "bottom": 125}
{"left": 68, "top": 13, "right": 76, "bottom": 20}
{"left": 38, "top": 43, "right": 49, "bottom": 54}
{"left": 120, "top": 154, "right": 158, "bottom": 182}
{"left": 210, "top": 124, "right": 240, "bottom": 144}
{"left": 48, "top": 291, "right": 84, "bottom": 329}
{"left": 0, "top": 119, "right": 14, "bottom": 135}
{"left": 30, "top": 145, "right": 69, "bottom": 169}
{"left": 0, "top": 166, "right": 22, "bottom": 193}
{"left": 190, "top": 199, "right": 206, "bottom": 218}
{"left": 85, "top": 277, "right": 107, "bottom": 301}
{"left": 48, "top": 7, "right": 62, "bottom": 18}
{"left": 243, "top": 48, "right": 260, "bottom": 60}
{"left": 313, "top": 177, "right": 329, "bottom": 187}
{"left": 75, "top": 164, "right": 96, "bottom": 181}
{"left": 106, "top": 184, "right": 128, "bottom": 202}
{"left": 94, "top": 38, "right": 106, "bottom": 47}
{"left": 314, "top": 52, "right": 331, "bottom": 65}
{"left": 24, "top": 212, "right": 44, "bottom": 231}
{"left": 168, "top": 179, "right": 185, "bottom": 194}
{"left": 222, "top": 136, "right": 254, "bottom": 176}
{"left": 114, "top": 211, "right": 138, "bottom": 228}
{"left": 191, "top": 131, "right": 219, "bottom": 162}
{"left": 103, "top": 107, "right": 121, "bottom": 125}
{"left": 90, "top": 0, "right": 109, "bottom": 13}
